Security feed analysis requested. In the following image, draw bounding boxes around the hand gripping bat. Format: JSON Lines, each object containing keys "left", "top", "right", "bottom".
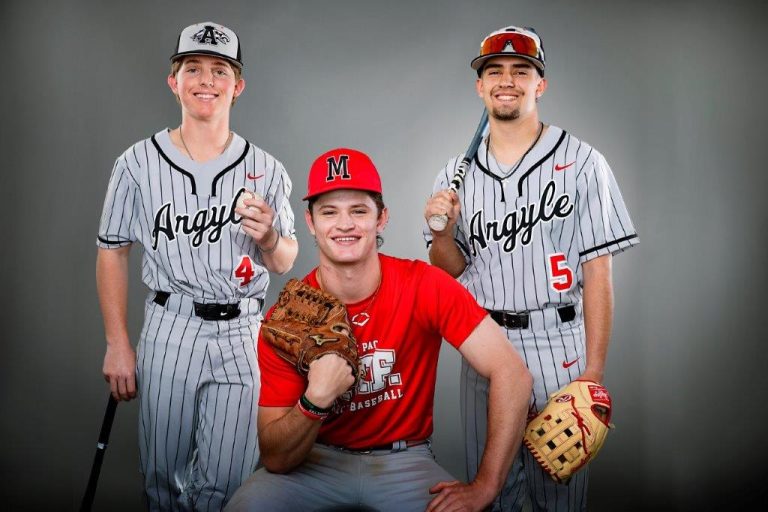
{"left": 79, "top": 395, "right": 118, "bottom": 512}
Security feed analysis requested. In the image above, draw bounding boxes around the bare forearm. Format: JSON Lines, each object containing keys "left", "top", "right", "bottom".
{"left": 428, "top": 236, "right": 467, "bottom": 278}
{"left": 582, "top": 255, "right": 613, "bottom": 382}
{"left": 259, "top": 406, "right": 322, "bottom": 473}
{"left": 96, "top": 247, "right": 131, "bottom": 347}
{"left": 458, "top": 318, "right": 533, "bottom": 498}
{"left": 97, "top": 246, "right": 137, "bottom": 401}
{"left": 474, "top": 366, "right": 532, "bottom": 493}
{"left": 260, "top": 356, "right": 355, "bottom": 472}
{"left": 260, "top": 233, "right": 298, "bottom": 275}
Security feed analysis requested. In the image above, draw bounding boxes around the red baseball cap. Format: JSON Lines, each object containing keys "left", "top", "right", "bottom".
{"left": 303, "top": 148, "right": 382, "bottom": 200}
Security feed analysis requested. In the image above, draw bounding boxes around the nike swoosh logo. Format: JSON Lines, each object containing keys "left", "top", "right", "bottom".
{"left": 247, "top": 173, "right": 264, "bottom": 180}
{"left": 555, "top": 162, "right": 575, "bottom": 171}
{"left": 562, "top": 357, "right": 580, "bottom": 369}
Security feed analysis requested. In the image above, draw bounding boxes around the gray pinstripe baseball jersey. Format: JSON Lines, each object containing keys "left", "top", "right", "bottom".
{"left": 97, "top": 128, "right": 296, "bottom": 510}
{"left": 98, "top": 129, "right": 295, "bottom": 301}
{"left": 426, "top": 126, "right": 636, "bottom": 316}
{"left": 425, "top": 125, "right": 637, "bottom": 511}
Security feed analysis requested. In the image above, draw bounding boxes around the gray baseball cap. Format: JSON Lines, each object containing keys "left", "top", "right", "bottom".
{"left": 171, "top": 22, "right": 243, "bottom": 68}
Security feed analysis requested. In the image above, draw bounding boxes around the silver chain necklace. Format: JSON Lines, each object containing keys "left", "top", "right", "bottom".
{"left": 178, "top": 125, "right": 233, "bottom": 161}
{"left": 487, "top": 121, "right": 544, "bottom": 178}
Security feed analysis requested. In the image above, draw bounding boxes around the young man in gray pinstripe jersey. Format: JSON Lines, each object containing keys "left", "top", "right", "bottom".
{"left": 424, "top": 26, "right": 638, "bottom": 511}
{"left": 96, "top": 22, "right": 297, "bottom": 510}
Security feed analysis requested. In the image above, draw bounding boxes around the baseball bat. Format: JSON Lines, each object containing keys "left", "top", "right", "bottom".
{"left": 80, "top": 395, "right": 118, "bottom": 512}
{"left": 428, "top": 109, "right": 489, "bottom": 231}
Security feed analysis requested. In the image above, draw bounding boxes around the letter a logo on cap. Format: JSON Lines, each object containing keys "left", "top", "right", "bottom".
{"left": 326, "top": 155, "right": 351, "bottom": 182}
{"left": 193, "top": 25, "right": 230, "bottom": 46}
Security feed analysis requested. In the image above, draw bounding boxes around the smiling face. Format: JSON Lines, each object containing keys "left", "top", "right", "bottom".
{"left": 476, "top": 56, "right": 547, "bottom": 121}
{"left": 167, "top": 55, "right": 245, "bottom": 119}
{"left": 305, "top": 190, "right": 388, "bottom": 267}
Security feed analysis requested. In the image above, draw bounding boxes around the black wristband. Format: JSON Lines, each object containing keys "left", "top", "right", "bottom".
{"left": 300, "top": 394, "right": 332, "bottom": 415}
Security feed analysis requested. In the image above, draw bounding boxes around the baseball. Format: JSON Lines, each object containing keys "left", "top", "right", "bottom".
{"left": 237, "top": 191, "right": 262, "bottom": 211}
{"left": 428, "top": 214, "right": 448, "bottom": 232}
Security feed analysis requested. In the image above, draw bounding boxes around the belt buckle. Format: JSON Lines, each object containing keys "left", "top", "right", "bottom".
{"left": 194, "top": 302, "right": 241, "bottom": 321}
{"left": 332, "top": 439, "right": 420, "bottom": 454}
{"left": 503, "top": 311, "right": 529, "bottom": 330}
{"left": 332, "top": 445, "right": 373, "bottom": 455}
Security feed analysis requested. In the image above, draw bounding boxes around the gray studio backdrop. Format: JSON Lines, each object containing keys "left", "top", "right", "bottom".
{"left": 1, "top": 0, "right": 766, "bottom": 510}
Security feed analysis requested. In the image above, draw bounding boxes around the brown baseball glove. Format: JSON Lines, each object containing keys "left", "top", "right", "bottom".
{"left": 261, "top": 279, "right": 359, "bottom": 388}
{"left": 523, "top": 380, "right": 613, "bottom": 483}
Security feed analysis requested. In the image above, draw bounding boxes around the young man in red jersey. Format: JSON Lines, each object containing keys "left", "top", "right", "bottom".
{"left": 227, "top": 148, "right": 532, "bottom": 511}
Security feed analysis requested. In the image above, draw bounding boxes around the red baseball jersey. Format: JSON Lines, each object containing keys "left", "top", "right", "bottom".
{"left": 258, "top": 254, "right": 487, "bottom": 449}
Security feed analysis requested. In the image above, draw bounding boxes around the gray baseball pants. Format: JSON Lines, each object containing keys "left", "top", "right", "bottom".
{"left": 226, "top": 442, "right": 454, "bottom": 511}
{"left": 138, "top": 294, "right": 262, "bottom": 511}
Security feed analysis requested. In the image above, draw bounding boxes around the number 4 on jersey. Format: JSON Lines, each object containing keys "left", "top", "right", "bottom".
{"left": 548, "top": 253, "right": 574, "bottom": 292}
{"left": 234, "top": 255, "right": 256, "bottom": 286}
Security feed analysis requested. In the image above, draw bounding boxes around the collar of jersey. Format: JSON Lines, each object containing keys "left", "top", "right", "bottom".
{"left": 151, "top": 129, "right": 251, "bottom": 197}
{"left": 473, "top": 125, "right": 566, "bottom": 197}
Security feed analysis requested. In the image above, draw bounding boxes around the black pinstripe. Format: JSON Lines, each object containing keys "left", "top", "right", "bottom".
{"left": 100, "top": 159, "right": 122, "bottom": 232}
{"left": 239, "top": 326, "right": 259, "bottom": 478}
{"left": 137, "top": 302, "right": 158, "bottom": 475}
{"left": 145, "top": 307, "right": 167, "bottom": 507}
{"left": 174, "top": 320, "right": 203, "bottom": 496}
{"left": 162, "top": 314, "right": 188, "bottom": 512}
{"left": 582, "top": 162, "right": 599, "bottom": 251}
{"left": 205, "top": 337, "right": 233, "bottom": 511}
{"left": 146, "top": 140, "right": 161, "bottom": 289}
{"left": 221, "top": 331, "right": 245, "bottom": 499}
{"left": 153, "top": 312, "right": 179, "bottom": 506}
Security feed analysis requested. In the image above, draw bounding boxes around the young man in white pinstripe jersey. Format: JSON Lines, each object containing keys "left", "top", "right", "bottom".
{"left": 96, "top": 22, "right": 297, "bottom": 510}
{"left": 424, "top": 26, "right": 638, "bottom": 511}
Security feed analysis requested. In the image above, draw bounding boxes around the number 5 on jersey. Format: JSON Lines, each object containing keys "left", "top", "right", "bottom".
{"left": 548, "top": 253, "right": 574, "bottom": 292}
{"left": 234, "top": 255, "right": 256, "bottom": 286}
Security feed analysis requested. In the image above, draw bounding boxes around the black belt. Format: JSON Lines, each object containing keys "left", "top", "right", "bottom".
{"left": 322, "top": 439, "right": 428, "bottom": 454}
{"left": 487, "top": 305, "right": 576, "bottom": 330}
{"left": 154, "top": 291, "right": 242, "bottom": 321}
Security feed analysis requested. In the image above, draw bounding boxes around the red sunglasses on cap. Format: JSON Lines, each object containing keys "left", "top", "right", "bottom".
{"left": 471, "top": 26, "right": 545, "bottom": 75}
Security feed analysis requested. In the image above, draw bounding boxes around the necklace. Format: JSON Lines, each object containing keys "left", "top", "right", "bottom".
{"left": 178, "top": 125, "right": 233, "bottom": 161}
{"left": 317, "top": 268, "right": 382, "bottom": 327}
{"left": 487, "top": 121, "right": 544, "bottom": 178}
{"left": 349, "top": 277, "right": 382, "bottom": 327}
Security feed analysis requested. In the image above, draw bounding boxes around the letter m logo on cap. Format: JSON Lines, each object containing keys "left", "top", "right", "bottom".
{"left": 303, "top": 147, "right": 381, "bottom": 200}
{"left": 326, "top": 155, "right": 351, "bottom": 182}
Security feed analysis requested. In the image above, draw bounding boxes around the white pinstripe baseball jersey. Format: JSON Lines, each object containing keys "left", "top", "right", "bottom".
{"left": 97, "top": 129, "right": 296, "bottom": 300}
{"left": 424, "top": 125, "right": 637, "bottom": 311}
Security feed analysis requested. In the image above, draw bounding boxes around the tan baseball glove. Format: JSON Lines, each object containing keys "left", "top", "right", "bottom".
{"left": 261, "top": 279, "right": 359, "bottom": 388}
{"left": 523, "top": 380, "right": 613, "bottom": 483}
